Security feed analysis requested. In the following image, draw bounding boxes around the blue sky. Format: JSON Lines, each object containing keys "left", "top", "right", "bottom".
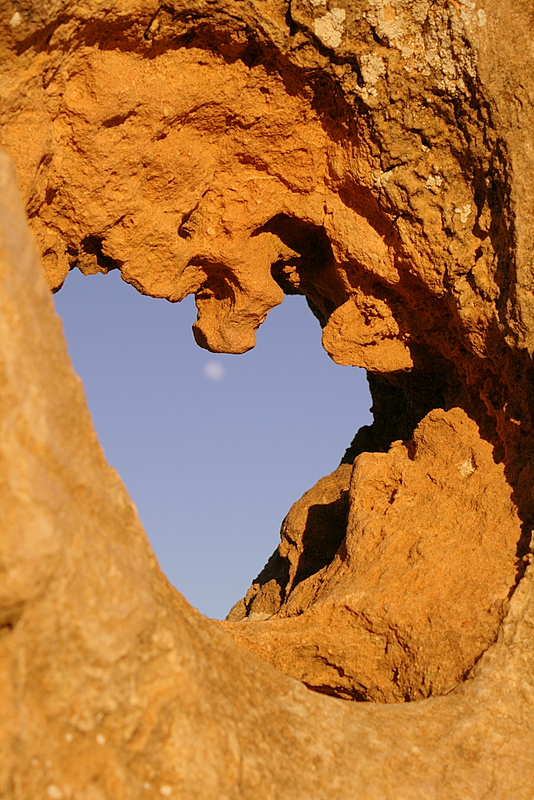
{"left": 53, "top": 269, "right": 372, "bottom": 619}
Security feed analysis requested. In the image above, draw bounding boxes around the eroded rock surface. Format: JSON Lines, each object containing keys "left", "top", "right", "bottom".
{"left": 2, "top": 0, "right": 534, "bottom": 796}
{"left": 2, "top": 139, "right": 534, "bottom": 799}
{"left": 2, "top": 0, "right": 529, "bottom": 390}
{"left": 226, "top": 408, "right": 522, "bottom": 701}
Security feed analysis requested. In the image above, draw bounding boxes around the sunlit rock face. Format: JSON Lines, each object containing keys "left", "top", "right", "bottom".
{"left": 3, "top": 0, "right": 534, "bottom": 796}
{"left": 1, "top": 41, "right": 406, "bottom": 365}
{"left": 226, "top": 408, "right": 522, "bottom": 702}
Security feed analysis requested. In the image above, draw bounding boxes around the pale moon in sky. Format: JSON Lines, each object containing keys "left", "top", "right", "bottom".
{"left": 203, "top": 360, "right": 226, "bottom": 382}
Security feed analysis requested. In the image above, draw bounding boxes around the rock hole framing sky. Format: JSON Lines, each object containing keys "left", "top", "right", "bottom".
{"left": 53, "top": 268, "right": 372, "bottom": 619}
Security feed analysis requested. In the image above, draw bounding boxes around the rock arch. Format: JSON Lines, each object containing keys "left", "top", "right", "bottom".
{"left": 2, "top": 0, "right": 534, "bottom": 795}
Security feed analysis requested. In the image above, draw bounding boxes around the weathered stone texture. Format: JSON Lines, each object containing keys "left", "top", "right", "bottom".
{"left": 226, "top": 408, "right": 522, "bottom": 701}
{"left": 2, "top": 0, "right": 534, "bottom": 796}
{"left": 2, "top": 148, "right": 534, "bottom": 797}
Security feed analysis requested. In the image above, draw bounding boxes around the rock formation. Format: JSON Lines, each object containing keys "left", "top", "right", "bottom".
{"left": 226, "top": 408, "right": 522, "bottom": 702}
{"left": 2, "top": 0, "right": 534, "bottom": 796}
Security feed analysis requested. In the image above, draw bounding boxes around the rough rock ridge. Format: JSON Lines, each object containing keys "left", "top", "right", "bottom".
{"left": 226, "top": 408, "right": 522, "bottom": 702}
{"left": 2, "top": 141, "right": 534, "bottom": 800}
{"left": 2, "top": 0, "right": 534, "bottom": 796}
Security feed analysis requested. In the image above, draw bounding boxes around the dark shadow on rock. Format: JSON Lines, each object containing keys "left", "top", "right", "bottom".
{"left": 291, "top": 494, "right": 350, "bottom": 589}
{"left": 226, "top": 548, "right": 290, "bottom": 621}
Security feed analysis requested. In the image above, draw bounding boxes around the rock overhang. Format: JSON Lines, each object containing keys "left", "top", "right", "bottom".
{"left": 2, "top": 0, "right": 534, "bottom": 796}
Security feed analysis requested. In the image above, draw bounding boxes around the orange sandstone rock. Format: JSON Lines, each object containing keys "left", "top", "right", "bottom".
{"left": 225, "top": 408, "right": 521, "bottom": 701}
{"left": 2, "top": 0, "right": 534, "bottom": 796}
{"left": 2, "top": 140, "right": 534, "bottom": 799}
